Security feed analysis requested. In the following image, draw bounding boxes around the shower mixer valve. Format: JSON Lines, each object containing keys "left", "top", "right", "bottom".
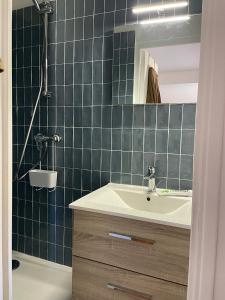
{"left": 34, "top": 133, "right": 62, "bottom": 150}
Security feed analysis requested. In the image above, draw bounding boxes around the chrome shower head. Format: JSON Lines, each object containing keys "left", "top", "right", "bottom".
{"left": 32, "top": 0, "right": 41, "bottom": 11}
{"left": 32, "top": 0, "right": 53, "bottom": 14}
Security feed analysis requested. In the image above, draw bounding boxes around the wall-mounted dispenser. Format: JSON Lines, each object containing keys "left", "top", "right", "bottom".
{"left": 29, "top": 169, "right": 57, "bottom": 189}
{"left": 29, "top": 133, "right": 62, "bottom": 190}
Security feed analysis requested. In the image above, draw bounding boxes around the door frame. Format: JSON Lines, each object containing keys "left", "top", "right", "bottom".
{"left": 1, "top": 0, "right": 225, "bottom": 299}
{"left": 0, "top": 0, "right": 12, "bottom": 299}
{"left": 188, "top": 0, "right": 225, "bottom": 299}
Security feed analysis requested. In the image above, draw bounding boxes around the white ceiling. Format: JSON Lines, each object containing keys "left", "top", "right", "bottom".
{"left": 13, "top": 0, "right": 34, "bottom": 10}
{"left": 149, "top": 43, "right": 201, "bottom": 72}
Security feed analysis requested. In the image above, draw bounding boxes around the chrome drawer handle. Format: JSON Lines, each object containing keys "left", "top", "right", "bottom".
{"left": 109, "top": 232, "right": 132, "bottom": 240}
{"left": 107, "top": 283, "right": 153, "bottom": 300}
{"left": 108, "top": 232, "right": 156, "bottom": 245}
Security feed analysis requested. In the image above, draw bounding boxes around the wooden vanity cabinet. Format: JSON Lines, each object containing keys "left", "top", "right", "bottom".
{"left": 73, "top": 257, "right": 187, "bottom": 300}
{"left": 72, "top": 210, "right": 190, "bottom": 300}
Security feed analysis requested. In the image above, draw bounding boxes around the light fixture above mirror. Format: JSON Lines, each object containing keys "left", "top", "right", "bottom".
{"left": 132, "top": 1, "right": 188, "bottom": 14}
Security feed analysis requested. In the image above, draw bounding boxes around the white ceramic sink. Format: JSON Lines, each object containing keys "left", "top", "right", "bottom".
{"left": 114, "top": 189, "right": 189, "bottom": 214}
{"left": 69, "top": 183, "right": 192, "bottom": 229}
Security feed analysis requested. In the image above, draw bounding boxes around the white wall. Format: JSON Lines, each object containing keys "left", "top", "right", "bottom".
{"left": 13, "top": 0, "right": 33, "bottom": 10}
{"left": 146, "top": 43, "right": 200, "bottom": 103}
{"left": 160, "top": 83, "right": 198, "bottom": 103}
{"left": 158, "top": 70, "right": 199, "bottom": 103}
{"left": 159, "top": 70, "right": 199, "bottom": 85}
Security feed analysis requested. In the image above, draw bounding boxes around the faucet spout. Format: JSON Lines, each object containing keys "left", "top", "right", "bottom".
{"left": 144, "top": 166, "right": 156, "bottom": 193}
{"left": 147, "top": 178, "right": 156, "bottom": 193}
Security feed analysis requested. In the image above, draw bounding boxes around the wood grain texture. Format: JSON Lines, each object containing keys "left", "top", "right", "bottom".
{"left": 73, "top": 210, "right": 190, "bottom": 285}
{"left": 72, "top": 257, "right": 187, "bottom": 300}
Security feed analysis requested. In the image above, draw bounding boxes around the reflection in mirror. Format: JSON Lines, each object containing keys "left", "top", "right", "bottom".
{"left": 112, "top": 14, "right": 201, "bottom": 105}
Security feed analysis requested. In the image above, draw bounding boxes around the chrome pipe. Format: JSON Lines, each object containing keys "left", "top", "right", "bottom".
{"left": 42, "top": 12, "right": 49, "bottom": 97}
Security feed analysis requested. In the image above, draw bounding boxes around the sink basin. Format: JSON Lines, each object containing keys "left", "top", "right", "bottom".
{"left": 70, "top": 183, "right": 192, "bottom": 229}
{"left": 114, "top": 190, "right": 189, "bottom": 214}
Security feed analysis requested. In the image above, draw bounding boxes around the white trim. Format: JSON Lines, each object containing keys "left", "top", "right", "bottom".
{"left": 0, "top": 0, "right": 12, "bottom": 299}
{"left": 188, "top": 0, "right": 225, "bottom": 299}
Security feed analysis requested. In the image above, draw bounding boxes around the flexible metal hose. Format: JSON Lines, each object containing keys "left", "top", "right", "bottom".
{"left": 14, "top": 14, "right": 47, "bottom": 181}
{"left": 16, "top": 144, "right": 48, "bottom": 181}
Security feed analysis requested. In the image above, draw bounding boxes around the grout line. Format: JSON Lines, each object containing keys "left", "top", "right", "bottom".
{"left": 179, "top": 104, "right": 184, "bottom": 189}
{"left": 166, "top": 105, "right": 171, "bottom": 189}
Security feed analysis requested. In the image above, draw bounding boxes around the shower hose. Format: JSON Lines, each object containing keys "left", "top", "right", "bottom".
{"left": 14, "top": 15, "right": 47, "bottom": 182}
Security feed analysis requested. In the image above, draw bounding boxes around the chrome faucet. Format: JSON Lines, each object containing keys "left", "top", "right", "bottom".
{"left": 144, "top": 166, "right": 156, "bottom": 194}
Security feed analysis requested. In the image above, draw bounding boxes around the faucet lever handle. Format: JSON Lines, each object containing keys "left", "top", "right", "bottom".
{"left": 148, "top": 166, "right": 155, "bottom": 175}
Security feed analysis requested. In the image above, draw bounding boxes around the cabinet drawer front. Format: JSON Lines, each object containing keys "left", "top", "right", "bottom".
{"left": 73, "top": 210, "right": 190, "bottom": 285}
{"left": 72, "top": 257, "right": 187, "bottom": 300}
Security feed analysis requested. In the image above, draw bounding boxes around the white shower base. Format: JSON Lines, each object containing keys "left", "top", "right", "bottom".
{"left": 13, "top": 252, "right": 72, "bottom": 300}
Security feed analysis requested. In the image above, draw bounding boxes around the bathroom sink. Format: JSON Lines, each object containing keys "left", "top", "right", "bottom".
{"left": 70, "top": 183, "right": 192, "bottom": 229}
{"left": 114, "top": 189, "right": 189, "bottom": 214}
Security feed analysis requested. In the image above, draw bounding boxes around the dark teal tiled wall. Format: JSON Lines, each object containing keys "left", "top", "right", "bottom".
{"left": 12, "top": 0, "right": 201, "bottom": 266}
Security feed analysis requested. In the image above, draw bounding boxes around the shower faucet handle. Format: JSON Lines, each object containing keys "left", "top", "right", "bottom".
{"left": 144, "top": 166, "right": 156, "bottom": 178}
{"left": 52, "top": 134, "right": 62, "bottom": 143}
{"left": 34, "top": 133, "right": 62, "bottom": 145}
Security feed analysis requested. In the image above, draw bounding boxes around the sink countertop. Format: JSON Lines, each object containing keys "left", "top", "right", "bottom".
{"left": 69, "top": 183, "right": 192, "bottom": 230}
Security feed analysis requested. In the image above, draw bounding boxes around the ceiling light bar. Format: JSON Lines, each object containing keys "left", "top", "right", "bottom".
{"left": 140, "top": 15, "right": 190, "bottom": 25}
{"left": 133, "top": 1, "right": 188, "bottom": 14}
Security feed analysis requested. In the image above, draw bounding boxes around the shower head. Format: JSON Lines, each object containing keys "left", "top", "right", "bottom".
{"left": 32, "top": 0, "right": 41, "bottom": 11}
{"left": 32, "top": 0, "right": 53, "bottom": 14}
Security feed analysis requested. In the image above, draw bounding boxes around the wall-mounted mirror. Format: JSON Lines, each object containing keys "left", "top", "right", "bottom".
{"left": 112, "top": 14, "right": 201, "bottom": 105}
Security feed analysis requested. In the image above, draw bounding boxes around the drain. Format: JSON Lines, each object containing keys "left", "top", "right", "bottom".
{"left": 12, "top": 260, "right": 20, "bottom": 270}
